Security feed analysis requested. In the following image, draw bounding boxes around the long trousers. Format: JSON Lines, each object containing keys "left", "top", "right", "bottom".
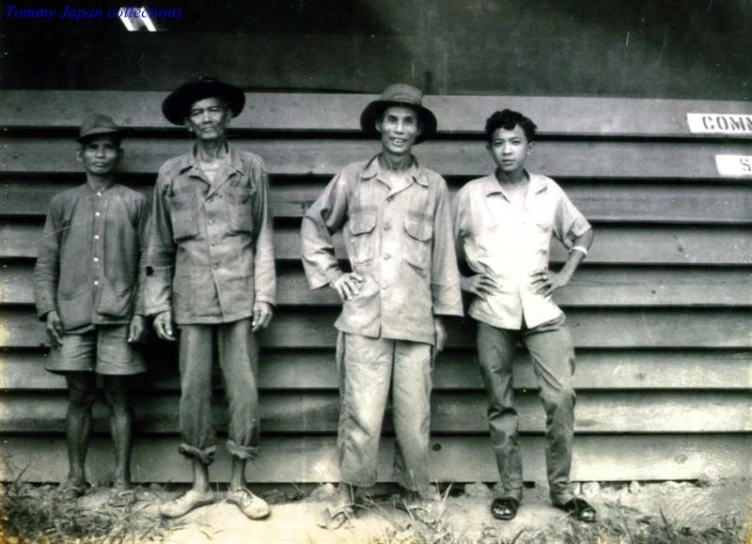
{"left": 476, "top": 314, "right": 576, "bottom": 504}
{"left": 177, "top": 318, "right": 260, "bottom": 464}
{"left": 337, "top": 333, "right": 433, "bottom": 494}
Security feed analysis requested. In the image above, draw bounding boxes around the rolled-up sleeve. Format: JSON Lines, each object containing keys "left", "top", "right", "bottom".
{"left": 145, "top": 171, "right": 176, "bottom": 316}
{"left": 554, "top": 188, "right": 592, "bottom": 248}
{"left": 430, "top": 178, "right": 463, "bottom": 317}
{"left": 300, "top": 172, "right": 350, "bottom": 290}
{"left": 252, "top": 167, "right": 276, "bottom": 305}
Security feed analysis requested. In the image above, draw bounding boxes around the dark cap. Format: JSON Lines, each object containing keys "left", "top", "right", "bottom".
{"left": 162, "top": 76, "right": 246, "bottom": 125}
{"left": 359, "top": 83, "right": 437, "bottom": 144}
{"left": 77, "top": 113, "right": 122, "bottom": 143}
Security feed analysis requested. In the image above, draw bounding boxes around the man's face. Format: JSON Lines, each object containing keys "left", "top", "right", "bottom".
{"left": 186, "top": 97, "right": 231, "bottom": 141}
{"left": 375, "top": 105, "right": 422, "bottom": 156}
{"left": 77, "top": 135, "right": 122, "bottom": 175}
{"left": 487, "top": 124, "right": 533, "bottom": 174}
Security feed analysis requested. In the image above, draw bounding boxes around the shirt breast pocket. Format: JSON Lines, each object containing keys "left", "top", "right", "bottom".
{"left": 403, "top": 217, "right": 433, "bottom": 270}
{"left": 168, "top": 191, "right": 199, "bottom": 241}
{"left": 348, "top": 215, "right": 376, "bottom": 265}
{"left": 227, "top": 188, "right": 255, "bottom": 235}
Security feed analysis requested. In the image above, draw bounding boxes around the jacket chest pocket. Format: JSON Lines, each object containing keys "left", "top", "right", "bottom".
{"left": 227, "top": 188, "right": 255, "bottom": 235}
{"left": 403, "top": 217, "right": 433, "bottom": 270}
{"left": 347, "top": 215, "right": 376, "bottom": 265}
{"left": 169, "top": 191, "right": 199, "bottom": 241}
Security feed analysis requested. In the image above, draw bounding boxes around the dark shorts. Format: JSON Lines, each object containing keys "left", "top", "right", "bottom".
{"left": 45, "top": 325, "right": 145, "bottom": 375}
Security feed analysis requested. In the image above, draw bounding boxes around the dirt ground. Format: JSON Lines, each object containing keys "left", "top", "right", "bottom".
{"left": 66, "top": 478, "right": 750, "bottom": 543}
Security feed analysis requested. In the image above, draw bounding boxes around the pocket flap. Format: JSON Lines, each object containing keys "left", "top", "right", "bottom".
{"left": 348, "top": 215, "right": 376, "bottom": 235}
{"left": 404, "top": 217, "right": 433, "bottom": 241}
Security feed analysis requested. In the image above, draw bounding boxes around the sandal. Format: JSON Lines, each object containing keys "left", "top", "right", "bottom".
{"left": 554, "top": 497, "right": 597, "bottom": 523}
{"left": 56, "top": 481, "right": 89, "bottom": 501}
{"left": 316, "top": 503, "right": 355, "bottom": 530}
{"left": 491, "top": 497, "right": 519, "bottom": 521}
{"left": 108, "top": 488, "right": 137, "bottom": 508}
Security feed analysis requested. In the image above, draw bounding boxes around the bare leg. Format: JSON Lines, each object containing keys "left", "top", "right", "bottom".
{"left": 192, "top": 459, "right": 211, "bottom": 493}
{"left": 101, "top": 375, "right": 133, "bottom": 490}
{"left": 64, "top": 372, "right": 97, "bottom": 488}
{"left": 229, "top": 457, "right": 246, "bottom": 491}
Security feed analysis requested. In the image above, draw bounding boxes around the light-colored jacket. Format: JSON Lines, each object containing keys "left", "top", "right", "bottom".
{"left": 301, "top": 155, "right": 463, "bottom": 345}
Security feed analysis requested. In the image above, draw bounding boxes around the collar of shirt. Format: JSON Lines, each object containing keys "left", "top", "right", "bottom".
{"left": 480, "top": 170, "right": 549, "bottom": 203}
{"left": 172, "top": 143, "right": 245, "bottom": 178}
{"left": 358, "top": 154, "right": 429, "bottom": 188}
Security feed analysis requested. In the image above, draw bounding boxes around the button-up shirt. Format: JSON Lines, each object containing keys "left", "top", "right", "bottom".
{"left": 146, "top": 145, "right": 275, "bottom": 324}
{"left": 301, "top": 155, "right": 463, "bottom": 345}
{"left": 33, "top": 183, "right": 148, "bottom": 331}
{"left": 454, "top": 172, "right": 591, "bottom": 330}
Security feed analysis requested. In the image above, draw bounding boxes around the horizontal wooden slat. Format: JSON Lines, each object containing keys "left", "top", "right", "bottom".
{"left": 2, "top": 349, "right": 749, "bottom": 391}
{"left": 3, "top": 263, "right": 750, "bottom": 307}
{"left": 2, "top": 91, "right": 752, "bottom": 138}
{"left": 1, "top": 434, "right": 748, "bottom": 483}
{"left": 0, "top": 390, "right": 748, "bottom": 434}
{"left": 2, "top": 307, "right": 750, "bottom": 349}
{"left": 3, "top": 222, "right": 751, "bottom": 265}
{"left": 3, "top": 178, "right": 752, "bottom": 224}
{"left": 4, "top": 138, "right": 752, "bottom": 179}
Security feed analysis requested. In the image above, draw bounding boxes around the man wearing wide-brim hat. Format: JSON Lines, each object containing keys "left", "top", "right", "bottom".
{"left": 301, "top": 84, "right": 462, "bottom": 528}
{"left": 146, "top": 77, "right": 275, "bottom": 520}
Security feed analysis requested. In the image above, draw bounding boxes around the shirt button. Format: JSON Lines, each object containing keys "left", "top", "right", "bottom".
{"left": 383, "top": 223, "right": 391, "bottom": 231}
{"left": 383, "top": 254, "right": 390, "bottom": 260}
{"left": 209, "top": 219, "right": 215, "bottom": 224}
{"left": 93, "top": 257, "right": 99, "bottom": 263}
{"left": 95, "top": 212, "right": 101, "bottom": 217}
{"left": 97, "top": 192, "right": 102, "bottom": 196}
{"left": 213, "top": 264, "right": 219, "bottom": 269}
{"left": 94, "top": 235, "right": 100, "bottom": 240}
{"left": 93, "top": 280, "right": 99, "bottom": 286}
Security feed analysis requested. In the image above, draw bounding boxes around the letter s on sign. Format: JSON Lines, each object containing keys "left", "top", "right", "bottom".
{"left": 740, "top": 157, "right": 751, "bottom": 173}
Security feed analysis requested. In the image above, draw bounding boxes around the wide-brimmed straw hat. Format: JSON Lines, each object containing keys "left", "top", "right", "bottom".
{"left": 77, "top": 113, "right": 122, "bottom": 143}
{"left": 162, "top": 76, "right": 245, "bottom": 125}
{"left": 360, "top": 83, "right": 437, "bottom": 144}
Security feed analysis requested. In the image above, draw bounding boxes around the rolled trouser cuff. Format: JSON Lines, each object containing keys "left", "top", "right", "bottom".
{"left": 178, "top": 443, "right": 216, "bottom": 465}
{"left": 227, "top": 439, "right": 259, "bottom": 460}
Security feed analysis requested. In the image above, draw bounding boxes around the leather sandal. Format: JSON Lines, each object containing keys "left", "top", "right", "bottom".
{"left": 491, "top": 496, "right": 519, "bottom": 521}
{"left": 554, "top": 497, "right": 597, "bottom": 523}
{"left": 316, "top": 502, "right": 355, "bottom": 530}
{"left": 56, "top": 481, "right": 89, "bottom": 501}
{"left": 108, "top": 488, "right": 137, "bottom": 508}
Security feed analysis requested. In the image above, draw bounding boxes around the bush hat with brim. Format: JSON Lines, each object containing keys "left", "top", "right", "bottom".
{"left": 360, "top": 83, "right": 437, "bottom": 144}
{"left": 162, "top": 76, "right": 246, "bottom": 125}
{"left": 77, "top": 113, "right": 122, "bottom": 143}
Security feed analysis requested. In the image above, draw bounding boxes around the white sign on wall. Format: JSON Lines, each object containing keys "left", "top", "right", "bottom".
{"left": 687, "top": 113, "right": 752, "bottom": 134}
{"left": 714, "top": 155, "right": 752, "bottom": 178}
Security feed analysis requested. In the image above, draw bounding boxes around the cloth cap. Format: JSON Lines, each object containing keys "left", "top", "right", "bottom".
{"left": 77, "top": 113, "right": 122, "bottom": 143}
{"left": 359, "top": 83, "right": 437, "bottom": 144}
{"left": 162, "top": 76, "right": 245, "bottom": 125}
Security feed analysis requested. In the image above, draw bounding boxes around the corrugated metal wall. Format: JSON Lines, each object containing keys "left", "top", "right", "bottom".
{"left": 0, "top": 91, "right": 750, "bottom": 484}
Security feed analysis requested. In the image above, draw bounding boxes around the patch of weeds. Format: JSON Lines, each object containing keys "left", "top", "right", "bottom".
{"left": 0, "top": 480, "right": 169, "bottom": 543}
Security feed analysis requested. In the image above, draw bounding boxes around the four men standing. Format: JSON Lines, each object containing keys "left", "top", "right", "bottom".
{"left": 34, "top": 83, "right": 594, "bottom": 525}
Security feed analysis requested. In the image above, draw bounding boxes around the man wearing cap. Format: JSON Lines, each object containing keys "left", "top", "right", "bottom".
{"left": 146, "top": 77, "right": 275, "bottom": 519}
{"left": 33, "top": 114, "right": 148, "bottom": 506}
{"left": 301, "top": 84, "right": 463, "bottom": 528}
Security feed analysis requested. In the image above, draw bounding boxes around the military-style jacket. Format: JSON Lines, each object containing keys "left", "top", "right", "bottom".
{"left": 301, "top": 155, "right": 463, "bottom": 345}
{"left": 146, "top": 146, "right": 275, "bottom": 324}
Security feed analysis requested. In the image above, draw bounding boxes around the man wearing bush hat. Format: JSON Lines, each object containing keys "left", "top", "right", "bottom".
{"left": 146, "top": 76, "right": 275, "bottom": 519}
{"left": 301, "top": 83, "right": 462, "bottom": 528}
